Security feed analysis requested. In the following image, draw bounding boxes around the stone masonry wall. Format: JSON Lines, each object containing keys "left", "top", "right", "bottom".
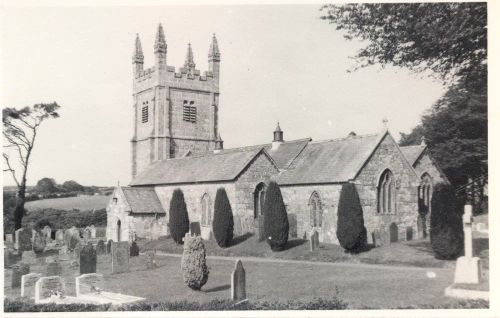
{"left": 354, "top": 133, "right": 420, "bottom": 245}
{"left": 280, "top": 184, "right": 342, "bottom": 244}
{"left": 233, "top": 152, "right": 281, "bottom": 235}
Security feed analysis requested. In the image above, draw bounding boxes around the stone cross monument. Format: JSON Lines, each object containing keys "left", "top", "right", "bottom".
{"left": 453, "top": 204, "right": 482, "bottom": 284}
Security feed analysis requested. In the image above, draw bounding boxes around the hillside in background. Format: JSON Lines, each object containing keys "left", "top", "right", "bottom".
{"left": 24, "top": 195, "right": 111, "bottom": 212}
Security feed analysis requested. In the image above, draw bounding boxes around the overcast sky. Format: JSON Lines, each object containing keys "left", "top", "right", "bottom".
{"left": 1, "top": 4, "right": 447, "bottom": 187}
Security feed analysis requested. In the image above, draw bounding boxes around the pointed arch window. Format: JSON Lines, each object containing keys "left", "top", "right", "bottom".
{"left": 254, "top": 183, "right": 266, "bottom": 219}
{"left": 378, "top": 169, "right": 396, "bottom": 214}
{"left": 419, "top": 173, "right": 432, "bottom": 214}
{"left": 201, "top": 193, "right": 212, "bottom": 226}
{"left": 309, "top": 191, "right": 323, "bottom": 227}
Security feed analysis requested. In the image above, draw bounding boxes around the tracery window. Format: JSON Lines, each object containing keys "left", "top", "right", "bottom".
{"left": 378, "top": 169, "right": 396, "bottom": 213}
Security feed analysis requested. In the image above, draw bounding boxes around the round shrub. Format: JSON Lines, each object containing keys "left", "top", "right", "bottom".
{"left": 212, "top": 188, "right": 234, "bottom": 247}
{"left": 181, "top": 236, "right": 209, "bottom": 290}
{"left": 263, "top": 181, "right": 289, "bottom": 251}
{"left": 168, "top": 189, "right": 190, "bottom": 244}
{"left": 430, "top": 183, "right": 464, "bottom": 260}
{"left": 336, "top": 183, "right": 366, "bottom": 253}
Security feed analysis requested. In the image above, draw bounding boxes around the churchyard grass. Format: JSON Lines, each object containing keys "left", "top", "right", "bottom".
{"left": 140, "top": 235, "right": 455, "bottom": 268}
{"left": 25, "top": 195, "right": 110, "bottom": 212}
{"left": 4, "top": 251, "right": 483, "bottom": 309}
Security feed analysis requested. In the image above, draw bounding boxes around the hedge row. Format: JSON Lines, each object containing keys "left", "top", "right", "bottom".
{"left": 5, "top": 297, "right": 489, "bottom": 312}
{"left": 21, "top": 208, "right": 107, "bottom": 230}
{"left": 4, "top": 297, "right": 348, "bottom": 312}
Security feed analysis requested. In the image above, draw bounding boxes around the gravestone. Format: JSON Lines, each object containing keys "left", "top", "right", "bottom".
{"left": 83, "top": 227, "right": 91, "bottom": 241}
{"left": 309, "top": 229, "right": 319, "bottom": 251}
{"left": 190, "top": 222, "right": 201, "bottom": 237}
{"left": 96, "top": 240, "right": 106, "bottom": 255}
{"left": 130, "top": 241, "right": 139, "bottom": 257}
{"left": 58, "top": 245, "right": 70, "bottom": 261}
{"left": 371, "top": 229, "right": 382, "bottom": 247}
{"left": 4, "top": 248, "right": 16, "bottom": 268}
{"left": 35, "top": 276, "right": 65, "bottom": 303}
{"left": 258, "top": 217, "right": 265, "bottom": 241}
{"left": 32, "top": 231, "right": 46, "bottom": 254}
{"left": 454, "top": 204, "right": 482, "bottom": 284}
{"left": 17, "top": 228, "right": 33, "bottom": 251}
{"left": 21, "top": 273, "right": 42, "bottom": 298}
{"left": 21, "top": 250, "right": 37, "bottom": 265}
{"left": 231, "top": 259, "right": 246, "bottom": 301}
{"left": 55, "top": 230, "right": 64, "bottom": 245}
{"left": 42, "top": 226, "right": 52, "bottom": 242}
{"left": 80, "top": 242, "right": 97, "bottom": 275}
{"left": 151, "top": 221, "right": 160, "bottom": 241}
{"left": 406, "top": 227, "right": 413, "bottom": 241}
{"left": 106, "top": 240, "right": 113, "bottom": 254}
{"left": 46, "top": 259, "right": 63, "bottom": 276}
{"left": 145, "top": 250, "right": 157, "bottom": 270}
{"left": 111, "top": 242, "right": 130, "bottom": 274}
{"left": 68, "top": 235, "right": 80, "bottom": 251}
{"left": 11, "top": 263, "right": 30, "bottom": 288}
{"left": 76, "top": 273, "right": 104, "bottom": 297}
{"left": 90, "top": 225, "right": 97, "bottom": 239}
{"left": 6, "top": 233, "right": 14, "bottom": 243}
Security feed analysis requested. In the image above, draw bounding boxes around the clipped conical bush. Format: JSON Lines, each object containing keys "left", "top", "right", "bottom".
{"left": 168, "top": 189, "right": 190, "bottom": 244}
{"left": 212, "top": 188, "right": 234, "bottom": 247}
{"left": 263, "top": 181, "right": 289, "bottom": 251}
{"left": 181, "top": 236, "right": 209, "bottom": 290}
{"left": 336, "top": 183, "right": 366, "bottom": 253}
{"left": 430, "top": 183, "right": 464, "bottom": 260}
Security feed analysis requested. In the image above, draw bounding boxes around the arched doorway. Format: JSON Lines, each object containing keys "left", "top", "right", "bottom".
{"left": 117, "top": 220, "right": 121, "bottom": 242}
{"left": 389, "top": 223, "right": 398, "bottom": 243}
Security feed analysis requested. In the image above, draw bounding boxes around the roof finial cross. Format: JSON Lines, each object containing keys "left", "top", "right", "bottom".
{"left": 382, "top": 117, "right": 389, "bottom": 129}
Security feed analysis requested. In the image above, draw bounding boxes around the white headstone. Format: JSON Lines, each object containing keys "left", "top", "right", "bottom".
{"left": 454, "top": 204, "right": 482, "bottom": 284}
{"left": 76, "top": 273, "right": 104, "bottom": 297}
{"left": 35, "top": 276, "right": 65, "bottom": 303}
{"left": 89, "top": 225, "right": 97, "bottom": 239}
{"left": 21, "top": 273, "right": 42, "bottom": 298}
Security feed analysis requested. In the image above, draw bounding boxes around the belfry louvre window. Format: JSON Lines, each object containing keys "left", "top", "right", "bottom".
{"left": 141, "top": 101, "right": 149, "bottom": 123}
{"left": 183, "top": 100, "right": 196, "bottom": 123}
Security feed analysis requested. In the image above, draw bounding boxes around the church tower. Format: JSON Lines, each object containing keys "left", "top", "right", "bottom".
{"left": 131, "top": 25, "right": 221, "bottom": 179}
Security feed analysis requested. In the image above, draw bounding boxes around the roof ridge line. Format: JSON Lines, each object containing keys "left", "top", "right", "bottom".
{"left": 310, "top": 133, "right": 379, "bottom": 144}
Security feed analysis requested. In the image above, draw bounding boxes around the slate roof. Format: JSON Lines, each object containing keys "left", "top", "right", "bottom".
{"left": 130, "top": 147, "right": 274, "bottom": 186}
{"left": 400, "top": 145, "right": 427, "bottom": 166}
{"left": 121, "top": 187, "right": 165, "bottom": 214}
{"left": 212, "top": 138, "right": 311, "bottom": 170}
{"left": 277, "top": 132, "right": 386, "bottom": 185}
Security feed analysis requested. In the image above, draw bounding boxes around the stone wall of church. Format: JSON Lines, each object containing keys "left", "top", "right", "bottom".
{"left": 233, "top": 152, "right": 281, "bottom": 235}
{"left": 106, "top": 188, "right": 168, "bottom": 242}
{"left": 280, "top": 184, "right": 342, "bottom": 244}
{"left": 354, "top": 133, "right": 420, "bottom": 245}
{"left": 413, "top": 151, "right": 448, "bottom": 185}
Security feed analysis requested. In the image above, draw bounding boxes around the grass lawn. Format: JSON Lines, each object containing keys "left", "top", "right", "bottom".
{"left": 139, "top": 234, "right": 456, "bottom": 269}
{"left": 5, "top": 251, "right": 472, "bottom": 309}
{"left": 25, "top": 195, "right": 110, "bottom": 211}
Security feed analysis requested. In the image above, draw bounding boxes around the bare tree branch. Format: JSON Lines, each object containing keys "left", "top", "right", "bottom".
{"left": 3, "top": 153, "right": 20, "bottom": 187}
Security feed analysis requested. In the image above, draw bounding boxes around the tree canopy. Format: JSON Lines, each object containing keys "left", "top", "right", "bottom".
{"left": 35, "top": 177, "right": 58, "bottom": 193}
{"left": 320, "top": 3, "right": 487, "bottom": 82}
{"left": 321, "top": 3, "right": 487, "bottom": 187}
{"left": 62, "top": 180, "right": 85, "bottom": 192}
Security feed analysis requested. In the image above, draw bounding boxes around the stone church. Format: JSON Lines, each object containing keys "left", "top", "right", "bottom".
{"left": 106, "top": 24, "right": 448, "bottom": 246}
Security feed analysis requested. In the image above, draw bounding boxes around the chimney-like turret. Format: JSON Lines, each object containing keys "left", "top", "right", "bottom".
{"left": 272, "top": 122, "right": 284, "bottom": 150}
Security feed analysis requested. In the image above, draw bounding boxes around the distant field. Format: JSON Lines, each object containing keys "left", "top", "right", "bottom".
{"left": 25, "top": 195, "right": 111, "bottom": 211}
